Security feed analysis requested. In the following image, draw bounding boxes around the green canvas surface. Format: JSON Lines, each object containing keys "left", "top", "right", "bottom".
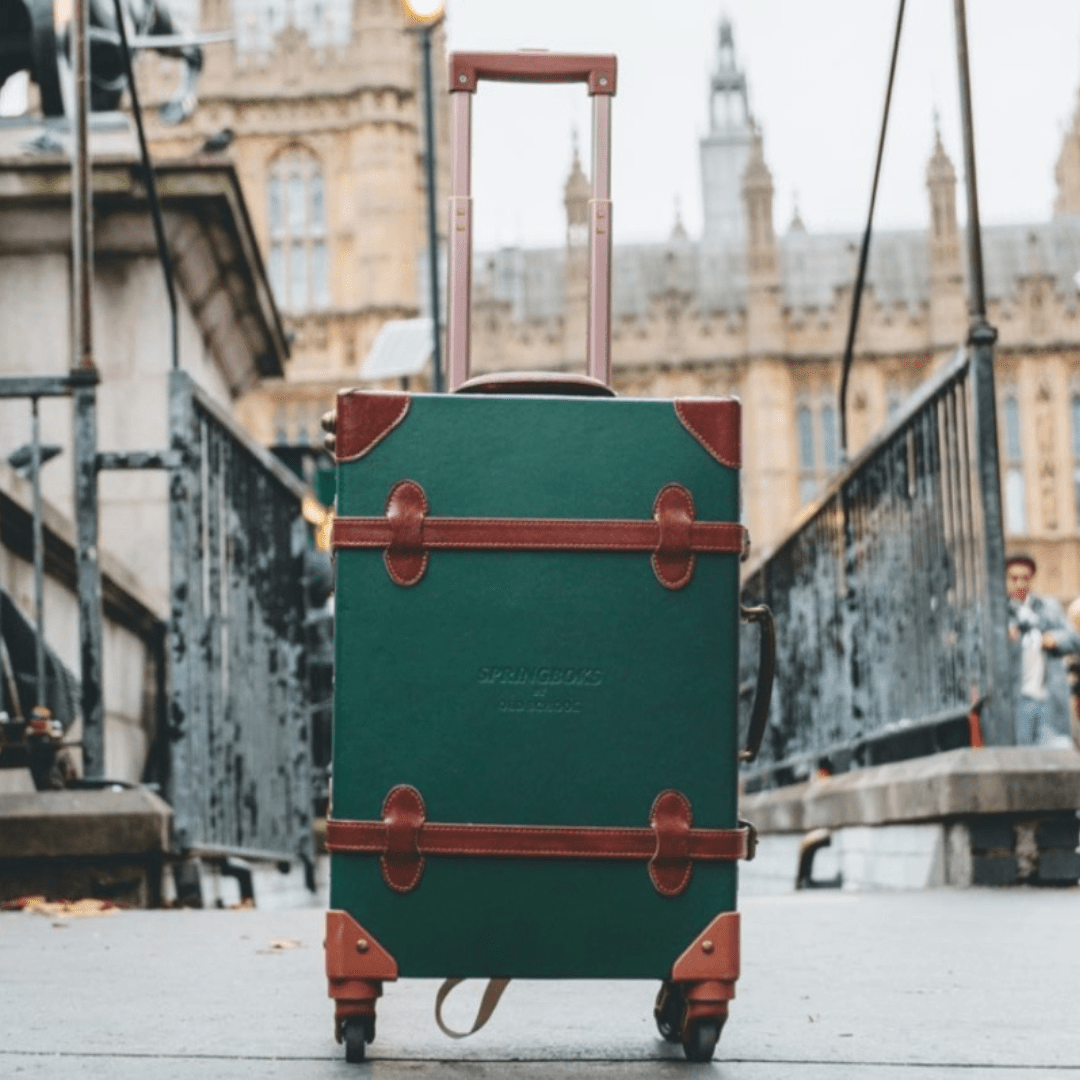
{"left": 331, "top": 394, "right": 741, "bottom": 978}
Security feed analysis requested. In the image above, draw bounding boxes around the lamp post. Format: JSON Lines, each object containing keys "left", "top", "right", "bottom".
{"left": 402, "top": 0, "right": 446, "bottom": 393}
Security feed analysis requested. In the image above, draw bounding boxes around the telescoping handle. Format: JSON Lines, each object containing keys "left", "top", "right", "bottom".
{"left": 446, "top": 51, "right": 617, "bottom": 392}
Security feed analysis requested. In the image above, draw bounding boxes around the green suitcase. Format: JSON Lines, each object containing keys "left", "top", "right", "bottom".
{"left": 324, "top": 51, "right": 774, "bottom": 1065}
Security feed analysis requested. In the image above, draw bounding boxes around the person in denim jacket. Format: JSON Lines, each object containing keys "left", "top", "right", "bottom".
{"left": 1006, "top": 554, "right": 1080, "bottom": 746}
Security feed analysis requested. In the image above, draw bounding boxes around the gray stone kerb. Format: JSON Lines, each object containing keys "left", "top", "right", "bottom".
{"left": 0, "top": 788, "right": 171, "bottom": 859}
{"left": 740, "top": 747, "right": 1080, "bottom": 833}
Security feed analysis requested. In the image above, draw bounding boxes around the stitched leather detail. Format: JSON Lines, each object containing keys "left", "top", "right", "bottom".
{"left": 380, "top": 785, "right": 426, "bottom": 893}
{"left": 333, "top": 484, "right": 744, "bottom": 591}
{"left": 649, "top": 789, "right": 694, "bottom": 897}
{"left": 383, "top": 481, "right": 429, "bottom": 587}
{"left": 674, "top": 398, "right": 741, "bottom": 469}
{"left": 651, "top": 485, "right": 696, "bottom": 591}
{"left": 335, "top": 391, "right": 410, "bottom": 463}
{"left": 327, "top": 791, "right": 752, "bottom": 896}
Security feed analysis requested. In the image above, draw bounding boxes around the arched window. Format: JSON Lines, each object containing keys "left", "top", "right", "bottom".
{"left": 1071, "top": 393, "right": 1080, "bottom": 527}
{"left": 268, "top": 150, "right": 329, "bottom": 313}
{"left": 797, "top": 403, "right": 816, "bottom": 505}
{"left": 820, "top": 402, "right": 839, "bottom": 473}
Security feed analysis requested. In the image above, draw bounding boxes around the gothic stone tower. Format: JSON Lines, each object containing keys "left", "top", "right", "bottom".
{"left": 699, "top": 19, "right": 753, "bottom": 247}
{"left": 139, "top": 0, "right": 450, "bottom": 454}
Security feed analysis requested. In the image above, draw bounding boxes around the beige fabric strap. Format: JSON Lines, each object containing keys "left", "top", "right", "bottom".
{"left": 434, "top": 977, "right": 511, "bottom": 1039}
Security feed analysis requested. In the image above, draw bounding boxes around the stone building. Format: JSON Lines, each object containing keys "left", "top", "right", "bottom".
{"left": 467, "top": 21, "right": 1080, "bottom": 601}
{"left": 136, "top": 9, "right": 1080, "bottom": 600}
{"left": 137, "top": 0, "right": 449, "bottom": 459}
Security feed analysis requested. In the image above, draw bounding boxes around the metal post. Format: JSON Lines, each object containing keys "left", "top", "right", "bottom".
{"left": 30, "top": 398, "right": 45, "bottom": 709}
{"left": 420, "top": 25, "right": 443, "bottom": 393}
{"left": 953, "top": 0, "right": 1012, "bottom": 744}
{"left": 71, "top": 0, "right": 106, "bottom": 776}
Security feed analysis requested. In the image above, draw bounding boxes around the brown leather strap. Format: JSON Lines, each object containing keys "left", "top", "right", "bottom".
{"left": 434, "top": 978, "right": 512, "bottom": 1039}
{"left": 332, "top": 481, "right": 745, "bottom": 589}
{"left": 327, "top": 785, "right": 753, "bottom": 897}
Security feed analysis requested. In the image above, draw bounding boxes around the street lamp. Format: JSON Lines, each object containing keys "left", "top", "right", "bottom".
{"left": 402, "top": 0, "right": 446, "bottom": 392}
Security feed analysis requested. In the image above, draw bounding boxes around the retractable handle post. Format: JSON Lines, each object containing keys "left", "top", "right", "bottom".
{"left": 446, "top": 51, "right": 617, "bottom": 391}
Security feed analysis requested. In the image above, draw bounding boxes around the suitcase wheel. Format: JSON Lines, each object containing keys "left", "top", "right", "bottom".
{"left": 682, "top": 1018, "right": 723, "bottom": 1063}
{"left": 343, "top": 1017, "right": 375, "bottom": 1064}
{"left": 653, "top": 982, "right": 685, "bottom": 1043}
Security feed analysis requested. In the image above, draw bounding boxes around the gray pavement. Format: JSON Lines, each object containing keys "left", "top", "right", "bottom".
{"left": 2, "top": 890, "right": 1079, "bottom": 1078}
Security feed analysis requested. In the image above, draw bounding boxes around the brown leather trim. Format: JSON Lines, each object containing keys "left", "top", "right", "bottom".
{"left": 325, "top": 910, "right": 399, "bottom": 984}
{"left": 648, "top": 789, "right": 694, "bottom": 896}
{"left": 671, "top": 911, "right": 740, "bottom": 984}
{"left": 651, "top": 485, "right": 696, "bottom": 591}
{"left": 383, "top": 481, "right": 429, "bottom": 587}
{"left": 332, "top": 482, "right": 745, "bottom": 591}
{"left": 335, "top": 391, "right": 410, "bottom": 463}
{"left": 674, "top": 398, "right": 741, "bottom": 470}
{"left": 327, "top": 786, "right": 752, "bottom": 897}
{"left": 381, "top": 784, "right": 426, "bottom": 892}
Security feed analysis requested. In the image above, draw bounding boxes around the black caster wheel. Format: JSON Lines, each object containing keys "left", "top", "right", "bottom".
{"left": 343, "top": 1017, "right": 373, "bottom": 1063}
{"left": 682, "top": 1018, "right": 722, "bottom": 1063}
{"left": 654, "top": 982, "right": 685, "bottom": 1044}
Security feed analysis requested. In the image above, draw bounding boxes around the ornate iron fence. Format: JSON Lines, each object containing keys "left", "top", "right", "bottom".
{"left": 739, "top": 344, "right": 1012, "bottom": 789}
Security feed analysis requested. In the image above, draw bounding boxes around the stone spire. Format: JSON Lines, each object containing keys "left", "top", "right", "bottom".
{"left": 1055, "top": 85, "right": 1080, "bottom": 216}
{"left": 670, "top": 196, "right": 688, "bottom": 241}
{"left": 926, "top": 123, "right": 960, "bottom": 263}
{"left": 742, "top": 125, "right": 776, "bottom": 274}
{"left": 563, "top": 134, "right": 590, "bottom": 365}
{"left": 925, "top": 124, "right": 965, "bottom": 343}
{"left": 699, "top": 18, "right": 753, "bottom": 246}
{"left": 563, "top": 133, "right": 590, "bottom": 248}
{"left": 741, "top": 124, "right": 782, "bottom": 356}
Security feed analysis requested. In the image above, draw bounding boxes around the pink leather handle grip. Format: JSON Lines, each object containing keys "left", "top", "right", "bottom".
{"left": 449, "top": 51, "right": 617, "bottom": 95}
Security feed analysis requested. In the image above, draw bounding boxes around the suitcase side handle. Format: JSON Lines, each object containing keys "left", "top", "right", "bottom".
{"left": 739, "top": 604, "right": 776, "bottom": 764}
{"left": 450, "top": 51, "right": 617, "bottom": 94}
{"left": 447, "top": 51, "right": 616, "bottom": 392}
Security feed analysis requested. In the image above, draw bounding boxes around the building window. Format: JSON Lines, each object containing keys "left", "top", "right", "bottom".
{"left": 797, "top": 403, "right": 816, "bottom": 504}
{"left": 1071, "top": 394, "right": 1080, "bottom": 527}
{"left": 1003, "top": 395, "right": 1026, "bottom": 534}
{"left": 820, "top": 403, "right": 839, "bottom": 473}
{"left": 268, "top": 150, "right": 330, "bottom": 313}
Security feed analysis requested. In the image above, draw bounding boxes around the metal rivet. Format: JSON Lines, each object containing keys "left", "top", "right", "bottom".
{"left": 599, "top": 76, "right": 608, "bottom": 86}
{"left": 458, "top": 74, "right": 468, "bottom": 84}
{"left": 356, "top": 939, "right": 369, "bottom": 953}
{"left": 701, "top": 939, "right": 714, "bottom": 954}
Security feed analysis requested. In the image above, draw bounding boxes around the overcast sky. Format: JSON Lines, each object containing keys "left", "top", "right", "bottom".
{"left": 443, "top": 0, "right": 1080, "bottom": 251}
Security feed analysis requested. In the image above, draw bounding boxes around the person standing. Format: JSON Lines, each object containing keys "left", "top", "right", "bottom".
{"left": 1006, "top": 554, "right": 1080, "bottom": 747}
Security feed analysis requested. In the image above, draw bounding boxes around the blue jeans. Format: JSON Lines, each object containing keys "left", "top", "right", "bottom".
{"left": 1016, "top": 695, "right": 1071, "bottom": 746}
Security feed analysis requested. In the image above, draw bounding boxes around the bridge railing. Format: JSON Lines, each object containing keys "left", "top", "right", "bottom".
{"left": 739, "top": 344, "right": 1013, "bottom": 790}
{"left": 167, "top": 371, "right": 313, "bottom": 863}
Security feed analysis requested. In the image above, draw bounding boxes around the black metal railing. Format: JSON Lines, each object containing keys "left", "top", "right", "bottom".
{"left": 739, "top": 344, "right": 1012, "bottom": 789}
{"left": 166, "top": 371, "right": 313, "bottom": 863}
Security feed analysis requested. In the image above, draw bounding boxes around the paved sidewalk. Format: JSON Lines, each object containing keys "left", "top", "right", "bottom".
{"left": 2, "top": 890, "right": 1078, "bottom": 1078}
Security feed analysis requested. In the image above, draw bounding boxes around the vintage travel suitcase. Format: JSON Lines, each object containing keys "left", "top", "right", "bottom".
{"left": 324, "top": 51, "right": 775, "bottom": 1065}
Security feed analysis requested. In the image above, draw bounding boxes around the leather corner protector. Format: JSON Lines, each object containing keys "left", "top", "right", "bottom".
{"left": 325, "top": 910, "right": 399, "bottom": 982}
{"left": 335, "top": 391, "right": 410, "bottom": 463}
{"left": 671, "top": 911, "right": 740, "bottom": 983}
{"left": 384, "top": 481, "right": 429, "bottom": 587}
{"left": 674, "top": 398, "right": 741, "bottom": 470}
{"left": 380, "top": 784, "right": 426, "bottom": 891}
{"left": 651, "top": 484, "right": 696, "bottom": 591}
{"left": 649, "top": 789, "right": 694, "bottom": 896}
